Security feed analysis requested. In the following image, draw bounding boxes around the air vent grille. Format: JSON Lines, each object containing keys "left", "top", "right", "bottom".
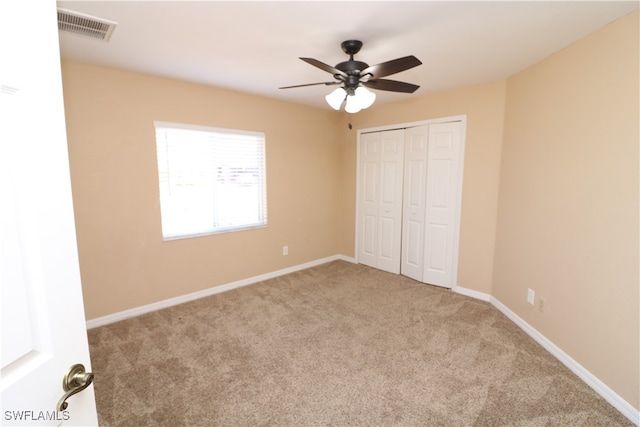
{"left": 57, "top": 8, "right": 117, "bottom": 41}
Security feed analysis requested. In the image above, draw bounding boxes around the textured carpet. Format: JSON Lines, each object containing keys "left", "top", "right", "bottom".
{"left": 88, "top": 261, "right": 631, "bottom": 426}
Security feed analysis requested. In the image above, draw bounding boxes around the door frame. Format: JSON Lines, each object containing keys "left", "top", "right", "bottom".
{"left": 355, "top": 115, "right": 467, "bottom": 291}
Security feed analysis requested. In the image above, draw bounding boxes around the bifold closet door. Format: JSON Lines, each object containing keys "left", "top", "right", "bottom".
{"left": 400, "top": 121, "right": 462, "bottom": 288}
{"left": 358, "top": 129, "right": 405, "bottom": 274}
{"left": 422, "top": 121, "right": 462, "bottom": 288}
{"left": 400, "top": 125, "right": 429, "bottom": 282}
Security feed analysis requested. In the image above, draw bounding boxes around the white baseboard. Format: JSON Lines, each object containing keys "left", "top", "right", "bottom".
{"left": 86, "top": 254, "right": 355, "bottom": 329}
{"left": 454, "top": 286, "right": 491, "bottom": 301}
{"left": 490, "top": 297, "right": 639, "bottom": 426}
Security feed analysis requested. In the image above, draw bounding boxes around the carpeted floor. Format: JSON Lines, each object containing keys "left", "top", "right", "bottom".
{"left": 88, "top": 260, "right": 632, "bottom": 426}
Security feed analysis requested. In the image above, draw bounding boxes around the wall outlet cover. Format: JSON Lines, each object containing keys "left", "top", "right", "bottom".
{"left": 527, "top": 288, "right": 535, "bottom": 305}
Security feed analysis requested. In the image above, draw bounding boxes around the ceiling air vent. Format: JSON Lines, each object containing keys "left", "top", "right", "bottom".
{"left": 57, "top": 8, "right": 117, "bottom": 41}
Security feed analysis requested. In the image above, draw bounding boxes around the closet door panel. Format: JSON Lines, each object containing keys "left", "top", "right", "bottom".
{"left": 401, "top": 125, "right": 429, "bottom": 281}
{"left": 358, "top": 133, "right": 380, "bottom": 268}
{"left": 357, "top": 130, "right": 404, "bottom": 273}
{"left": 376, "top": 130, "right": 404, "bottom": 273}
{"left": 425, "top": 223, "right": 448, "bottom": 272}
{"left": 405, "top": 219, "right": 423, "bottom": 267}
{"left": 361, "top": 214, "right": 377, "bottom": 260}
{"left": 423, "top": 122, "right": 462, "bottom": 287}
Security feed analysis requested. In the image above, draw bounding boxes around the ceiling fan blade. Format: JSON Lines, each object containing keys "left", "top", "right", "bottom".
{"left": 361, "top": 55, "right": 422, "bottom": 79}
{"left": 300, "top": 58, "right": 347, "bottom": 77}
{"left": 363, "top": 79, "right": 420, "bottom": 93}
{"left": 279, "top": 81, "right": 340, "bottom": 89}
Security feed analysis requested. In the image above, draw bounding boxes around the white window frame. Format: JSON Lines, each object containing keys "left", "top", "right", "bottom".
{"left": 154, "top": 121, "right": 267, "bottom": 240}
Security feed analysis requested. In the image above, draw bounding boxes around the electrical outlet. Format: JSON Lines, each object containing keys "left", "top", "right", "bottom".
{"left": 282, "top": 246, "right": 288, "bottom": 256}
{"left": 538, "top": 297, "right": 545, "bottom": 313}
{"left": 527, "top": 288, "right": 535, "bottom": 305}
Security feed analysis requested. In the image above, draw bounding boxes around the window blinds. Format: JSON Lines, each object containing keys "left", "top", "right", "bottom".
{"left": 154, "top": 121, "right": 267, "bottom": 240}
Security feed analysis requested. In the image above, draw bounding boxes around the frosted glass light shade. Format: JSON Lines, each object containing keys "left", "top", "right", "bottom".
{"left": 325, "top": 87, "right": 346, "bottom": 110}
{"left": 355, "top": 86, "right": 376, "bottom": 109}
{"left": 344, "top": 95, "right": 362, "bottom": 113}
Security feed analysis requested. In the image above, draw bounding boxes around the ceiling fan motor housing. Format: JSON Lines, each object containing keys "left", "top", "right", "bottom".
{"left": 335, "top": 60, "right": 369, "bottom": 91}
{"left": 336, "top": 60, "right": 369, "bottom": 74}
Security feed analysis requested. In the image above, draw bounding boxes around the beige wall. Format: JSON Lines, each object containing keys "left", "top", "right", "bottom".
{"left": 62, "top": 62, "right": 343, "bottom": 319}
{"left": 492, "top": 10, "right": 639, "bottom": 409}
{"left": 340, "top": 81, "right": 507, "bottom": 295}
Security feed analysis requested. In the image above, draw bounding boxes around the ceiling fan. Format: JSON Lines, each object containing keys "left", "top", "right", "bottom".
{"left": 279, "top": 40, "right": 422, "bottom": 113}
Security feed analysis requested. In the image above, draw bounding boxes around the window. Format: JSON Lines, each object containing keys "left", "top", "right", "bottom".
{"left": 154, "top": 121, "right": 267, "bottom": 240}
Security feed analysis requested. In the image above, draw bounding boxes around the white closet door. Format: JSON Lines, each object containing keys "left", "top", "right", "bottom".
{"left": 358, "top": 129, "right": 405, "bottom": 273}
{"left": 401, "top": 125, "right": 429, "bottom": 281}
{"left": 423, "top": 121, "right": 462, "bottom": 287}
{"left": 358, "top": 132, "right": 380, "bottom": 268}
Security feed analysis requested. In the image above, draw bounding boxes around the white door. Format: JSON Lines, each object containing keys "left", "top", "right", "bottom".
{"left": 423, "top": 122, "right": 463, "bottom": 287}
{"left": 358, "top": 132, "right": 380, "bottom": 268}
{"left": 400, "top": 125, "right": 429, "bottom": 281}
{"left": 0, "top": 1, "right": 98, "bottom": 426}
{"left": 358, "top": 129, "right": 405, "bottom": 274}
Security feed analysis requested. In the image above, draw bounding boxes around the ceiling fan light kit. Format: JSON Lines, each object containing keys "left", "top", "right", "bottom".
{"left": 325, "top": 86, "right": 376, "bottom": 113}
{"left": 280, "top": 40, "right": 422, "bottom": 113}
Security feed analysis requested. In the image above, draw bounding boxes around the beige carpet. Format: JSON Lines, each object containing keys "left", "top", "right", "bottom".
{"left": 88, "top": 260, "right": 631, "bottom": 426}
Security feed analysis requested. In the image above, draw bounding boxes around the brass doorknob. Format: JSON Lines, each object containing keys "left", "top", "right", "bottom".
{"left": 56, "top": 364, "right": 94, "bottom": 411}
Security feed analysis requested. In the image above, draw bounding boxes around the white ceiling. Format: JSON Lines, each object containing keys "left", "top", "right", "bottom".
{"left": 57, "top": 1, "right": 638, "bottom": 109}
